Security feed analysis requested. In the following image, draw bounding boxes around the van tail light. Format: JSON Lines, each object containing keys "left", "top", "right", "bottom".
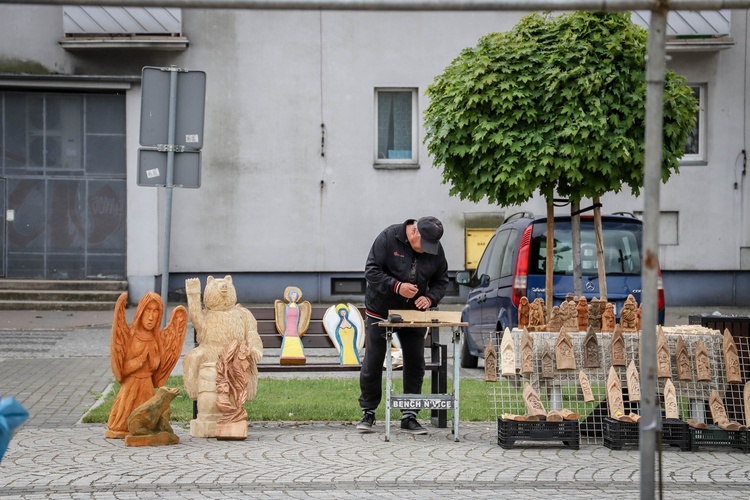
{"left": 657, "top": 268, "right": 665, "bottom": 312}
{"left": 511, "top": 225, "right": 533, "bottom": 308}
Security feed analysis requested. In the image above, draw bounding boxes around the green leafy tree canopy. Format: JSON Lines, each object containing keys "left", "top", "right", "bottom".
{"left": 424, "top": 11, "right": 698, "bottom": 205}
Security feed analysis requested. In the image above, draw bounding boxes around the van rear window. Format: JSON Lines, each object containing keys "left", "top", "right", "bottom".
{"left": 528, "top": 219, "right": 642, "bottom": 276}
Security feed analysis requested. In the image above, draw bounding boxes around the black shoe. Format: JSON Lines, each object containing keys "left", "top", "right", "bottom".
{"left": 401, "top": 417, "right": 427, "bottom": 435}
{"left": 357, "top": 412, "right": 375, "bottom": 433}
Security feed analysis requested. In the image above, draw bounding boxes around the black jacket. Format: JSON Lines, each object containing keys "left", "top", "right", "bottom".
{"left": 364, "top": 219, "right": 449, "bottom": 319}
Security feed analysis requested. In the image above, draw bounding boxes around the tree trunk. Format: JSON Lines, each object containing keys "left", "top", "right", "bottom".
{"left": 593, "top": 195, "right": 607, "bottom": 301}
{"left": 571, "top": 201, "right": 582, "bottom": 298}
{"left": 546, "top": 199, "right": 554, "bottom": 318}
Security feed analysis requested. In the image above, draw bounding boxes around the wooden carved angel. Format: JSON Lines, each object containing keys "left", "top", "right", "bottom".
{"left": 106, "top": 292, "right": 187, "bottom": 439}
{"left": 323, "top": 303, "right": 365, "bottom": 366}
{"left": 275, "top": 286, "right": 312, "bottom": 365}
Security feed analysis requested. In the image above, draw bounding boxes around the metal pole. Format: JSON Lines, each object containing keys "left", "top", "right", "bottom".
{"left": 641, "top": 5, "right": 667, "bottom": 500}
{"left": 160, "top": 67, "right": 179, "bottom": 327}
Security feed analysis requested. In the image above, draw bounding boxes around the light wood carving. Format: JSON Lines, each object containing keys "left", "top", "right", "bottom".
{"left": 500, "top": 327, "right": 516, "bottom": 376}
{"left": 619, "top": 294, "right": 638, "bottom": 332}
{"left": 583, "top": 326, "right": 600, "bottom": 368}
{"left": 484, "top": 342, "right": 498, "bottom": 382}
{"left": 540, "top": 343, "right": 554, "bottom": 379}
{"left": 520, "top": 328, "right": 534, "bottom": 375}
{"left": 601, "top": 303, "right": 616, "bottom": 333}
{"left": 523, "top": 382, "right": 547, "bottom": 418}
{"left": 626, "top": 360, "right": 641, "bottom": 402}
{"left": 518, "top": 296, "right": 530, "bottom": 329}
{"left": 107, "top": 292, "right": 187, "bottom": 439}
{"left": 555, "top": 331, "right": 576, "bottom": 370}
{"left": 607, "top": 366, "right": 626, "bottom": 420}
{"left": 579, "top": 370, "right": 595, "bottom": 402}
{"left": 611, "top": 327, "right": 626, "bottom": 366}
{"left": 663, "top": 379, "right": 679, "bottom": 419}
{"left": 723, "top": 329, "right": 741, "bottom": 384}
{"left": 560, "top": 299, "right": 578, "bottom": 333}
{"left": 675, "top": 336, "right": 692, "bottom": 381}
{"left": 656, "top": 326, "right": 672, "bottom": 379}
{"left": 588, "top": 297, "right": 602, "bottom": 331}
{"left": 695, "top": 339, "right": 711, "bottom": 382}
{"left": 708, "top": 390, "right": 746, "bottom": 430}
{"left": 547, "top": 306, "right": 563, "bottom": 332}
{"left": 528, "top": 298, "right": 546, "bottom": 331}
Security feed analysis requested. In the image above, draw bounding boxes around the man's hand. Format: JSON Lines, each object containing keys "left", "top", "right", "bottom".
{"left": 414, "top": 296, "right": 431, "bottom": 310}
{"left": 399, "top": 283, "right": 419, "bottom": 299}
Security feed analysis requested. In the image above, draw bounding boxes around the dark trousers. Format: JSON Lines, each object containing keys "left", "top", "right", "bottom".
{"left": 358, "top": 315, "right": 426, "bottom": 412}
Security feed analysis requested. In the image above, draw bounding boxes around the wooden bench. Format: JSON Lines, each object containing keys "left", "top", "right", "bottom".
{"left": 191, "top": 305, "right": 450, "bottom": 426}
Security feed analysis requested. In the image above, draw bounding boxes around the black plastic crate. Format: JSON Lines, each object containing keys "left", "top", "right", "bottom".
{"left": 497, "top": 418, "right": 579, "bottom": 450}
{"left": 603, "top": 418, "right": 690, "bottom": 451}
{"left": 690, "top": 425, "right": 750, "bottom": 453}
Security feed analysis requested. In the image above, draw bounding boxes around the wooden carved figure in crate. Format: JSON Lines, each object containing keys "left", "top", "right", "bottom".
{"left": 528, "top": 298, "right": 546, "bottom": 331}
{"left": 214, "top": 340, "right": 252, "bottom": 440}
{"left": 611, "top": 327, "right": 626, "bottom": 366}
{"left": 520, "top": 328, "right": 534, "bottom": 375}
{"left": 500, "top": 327, "right": 516, "bottom": 377}
{"left": 275, "top": 286, "right": 311, "bottom": 365}
{"left": 323, "top": 303, "right": 364, "bottom": 366}
{"left": 675, "top": 336, "right": 692, "bottom": 381}
{"left": 518, "top": 296, "right": 530, "bottom": 329}
{"left": 107, "top": 292, "right": 187, "bottom": 439}
{"left": 583, "top": 326, "right": 600, "bottom": 368}
{"left": 576, "top": 296, "right": 589, "bottom": 332}
{"left": 522, "top": 382, "right": 547, "bottom": 418}
{"left": 588, "top": 297, "right": 603, "bottom": 331}
{"left": 626, "top": 360, "right": 641, "bottom": 402}
{"left": 555, "top": 330, "right": 576, "bottom": 370}
{"left": 722, "top": 329, "right": 741, "bottom": 384}
{"left": 547, "top": 305, "right": 563, "bottom": 333}
{"left": 579, "top": 370, "right": 595, "bottom": 402}
{"left": 607, "top": 366, "right": 626, "bottom": 420}
{"left": 709, "top": 390, "right": 747, "bottom": 431}
{"left": 695, "top": 339, "right": 711, "bottom": 382}
{"left": 656, "top": 326, "right": 672, "bottom": 379}
{"left": 601, "top": 303, "right": 616, "bottom": 333}
{"left": 663, "top": 379, "right": 679, "bottom": 419}
{"left": 484, "top": 342, "right": 498, "bottom": 382}
{"left": 540, "top": 343, "right": 554, "bottom": 379}
{"left": 183, "top": 276, "right": 263, "bottom": 438}
{"left": 619, "top": 294, "right": 638, "bottom": 332}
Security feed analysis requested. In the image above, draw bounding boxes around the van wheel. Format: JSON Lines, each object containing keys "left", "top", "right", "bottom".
{"left": 460, "top": 334, "right": 478, "bottom": 369}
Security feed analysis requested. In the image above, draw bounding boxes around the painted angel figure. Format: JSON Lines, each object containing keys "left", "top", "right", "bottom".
{"left": 106, "top": 292, "right": 187, "bottom": 439}
{"left": 323, "top": 303, "right": 364, "bottom": 366}
{"left": 275, "top": 286, "right": 311, "bottom": 365}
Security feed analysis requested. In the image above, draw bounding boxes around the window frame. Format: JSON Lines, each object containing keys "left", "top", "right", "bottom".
{"left": 373, "top": 87, "right": 419, "bottom": 168}
{"left": 681, "top": 84, "right": 706, "bottom": 165}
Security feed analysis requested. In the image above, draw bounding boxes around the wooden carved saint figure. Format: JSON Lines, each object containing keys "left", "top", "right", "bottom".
{"left": 561, "top": 299, "right": 578, "bottom": 332}
{"left": 576, "top": 297, "right": 589, "bottom": 332}
{"left": 601, "top": 303, "right": 616, "bottom": 333}
{"left": 528, "top": 298, "right": 546, "bottom": 331}
{"left": 695, "top": 339, "right": 711, "bottom": 382}
{"left": 500, "top": 327, "right": 516, "bottom": 377}
{"left": 323, "top": 303, "right": 364, "bottom": 366}
{"left": 520, "top": 328, "right": 534, "bottom": 375}
{"left": 619, "top": 294, "right": 638, "bottom": 332}
{"left": 579, "top": 370, "right": 595, "bottom": 402}
{"left": 663, "top": 379, "right": 679, "bottom": 419}
{"left": 675, "top": 336, "right": 692, "bottom": 381}
{"left": 607, "top": 366, "right": 626, "bottom": 420}
{"left": 723, "top": 329, "right": 741, "bottom": 384}
{"left": 588, "top": 297, "right": 602, "bottom": 331}
{"left": 656, "top": 326, "right": 672, "bottom": 379}
{"left": 547, "top": 306, "right": 563, "bottom": 332}
{"left": 540, "top": 343, "right": 554, "bottom": 379}
{"left": 555, "top": 331, "right": 576, "bottom": 370}
{"left": 518, "top": 296, "right": 530, "bottom": 329}
{"left": 107, "top": 292, "right": 187, "bottom": 439}
{"left": 484, "top": 342, "right": 498, "bottom": 382}
{"left": 275, "top": 286, "right": 311, "bottom": 365}
{"left": 215, "top": 340, "right": 252, "bottom": 440}
{"left": 611, "top": 328, "right": 626, "bottom": 366}
{"left": 523, "top": 382, "right": 547, "bottom": 418}
{"left": 583, "top": 327, "right": 600, "bottom": 368}
{"left": 626, "top": 360, "right": 641, "bottom": 402}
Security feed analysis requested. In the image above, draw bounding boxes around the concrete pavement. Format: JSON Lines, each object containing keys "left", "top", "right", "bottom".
{"left": 0, "top": 305, "right": 749, "bottom": 498}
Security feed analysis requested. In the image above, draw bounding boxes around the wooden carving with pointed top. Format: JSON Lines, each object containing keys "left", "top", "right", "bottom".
{"left": 579, "top": 370, "right": 595, "bottom": 402}
{"left": 607, "top": 366, "right": 625, "bottom": 420}
{"left": 484, "top": 342, "right": 498, "bottom": 382}
{"left": 583, "top": 326, "right": 600, "bottom": 368}
{"left": 626, "top": 360, "right": 641, "bottom": 402}
{"left": 520, "top": 328, "right": 534, "bottom": 375}
{"left": 709, "top": 390, "right": 729, "bottom": 427}
{"left": 540, "top": 342, "right": 554, "bottom": 379}
{"left": 656, "top": 326, "right": 672, "bottom": 379}
{"left": 555, "top": 331, "right": 576, "bottom": 370}
{"left": 723, "top": 329, "right": 741, "bottom": 384}
{"left": 611, "top": 327, "right": 626, "bottom": 366}
{"left": 695, "top": 339, "right": 711, "bottom": 382}
{"left": 675, "top": 336, "right": 692, "bottom": 381}
{"left": 663, "top": 379, "right": 679, "bottom": 419}
{"left": 500, "top": 327, "right": 516, "bottom": 377}
{"left": 523, "top": 382, "right": 547, "bottom": 418}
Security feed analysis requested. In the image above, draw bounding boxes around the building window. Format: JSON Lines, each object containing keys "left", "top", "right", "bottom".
{"left": 682, "top": 84, "right": 705, "bottom": 164}
{"left": 374, "top": 88, "right": 418, "bottom": 166}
